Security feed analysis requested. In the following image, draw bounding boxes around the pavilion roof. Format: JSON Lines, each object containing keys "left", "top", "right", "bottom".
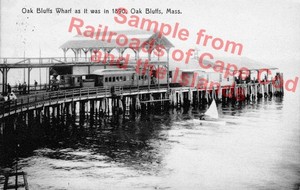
{"left": 169, "top": 56, "right": 277, "bottom": 71}
{"left": 216, "top": 57, "right": 278, "bottom": 71}
{"left": 60, "top": 30, "right": 174, "bottom": 50}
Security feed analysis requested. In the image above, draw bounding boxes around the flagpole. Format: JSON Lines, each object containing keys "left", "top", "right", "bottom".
{"left": 39, "top": 47, "right": 41, "bottom": 90}
{"left": 23, "top": 50, "right": 25, "bottom": 83}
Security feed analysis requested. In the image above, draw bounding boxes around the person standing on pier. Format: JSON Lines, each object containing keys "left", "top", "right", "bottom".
{"left": 7, "top": 83, "right": 11, "bottom": 93}
{"left": 18, "top": 83, "right": 22, "bottom": 94}
{"left": 34, "top": 80, "right": 38, "bottom": 90}
{"left": 22, "top": 82, "right": 27, "bottom": 94}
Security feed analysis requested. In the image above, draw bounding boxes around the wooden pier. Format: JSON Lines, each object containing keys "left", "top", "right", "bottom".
{"left": 0, "top": 80, "right": 283, "bottom": 128}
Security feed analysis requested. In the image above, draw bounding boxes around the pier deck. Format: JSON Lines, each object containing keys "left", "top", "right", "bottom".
{"left": 0, "top": 82, "right": 277, "bottom": 120}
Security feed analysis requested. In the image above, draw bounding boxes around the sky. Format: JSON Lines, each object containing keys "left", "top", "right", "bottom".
{"left": 1, "top": 0, "right": 300, "bottom": 88}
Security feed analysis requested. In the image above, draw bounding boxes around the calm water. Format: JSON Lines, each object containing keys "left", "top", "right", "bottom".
{"left": 0, "top": 91, "right": 300, "bottom": 190}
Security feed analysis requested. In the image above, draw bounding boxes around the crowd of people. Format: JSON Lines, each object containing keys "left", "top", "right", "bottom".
{"left": 0, "top": 83, "right": 17, "bottom": 102}
{"left": 17, "top": 82, "right": 28, "bottom": 95}
{"left": 0, "top": 80, "right": 40, "bottom": 102}
{"left": 1, "top": 80, "right": 41, "bottom": 102}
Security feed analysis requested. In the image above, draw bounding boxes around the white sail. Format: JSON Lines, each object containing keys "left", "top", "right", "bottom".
{"left": 205, "top": 99, "right": 219, "bottom": 119}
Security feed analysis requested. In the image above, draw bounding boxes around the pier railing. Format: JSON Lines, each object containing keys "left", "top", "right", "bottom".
{"left": 0, "top": 87, "right": 111, "bottom": 117}
{"left": 0, "top": 85, "right": 171, "bottom": 118}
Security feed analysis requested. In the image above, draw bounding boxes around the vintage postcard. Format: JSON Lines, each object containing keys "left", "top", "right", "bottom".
{"left": 0, "top": 0, "right": 299, "bottom": 189}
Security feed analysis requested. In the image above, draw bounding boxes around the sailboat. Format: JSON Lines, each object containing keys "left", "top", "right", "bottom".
{"left": 204, "top": 99, "right": 219, "bottom": 120}
{"left": 196, "top": 99, "right": 226, "bottom": 125}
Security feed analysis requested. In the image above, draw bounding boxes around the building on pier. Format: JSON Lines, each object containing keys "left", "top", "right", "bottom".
{"left": 174, "top": 56, "right": 281, "bottom": 86}
{"left": 58, "top": 30, "right": 174, "bottom": 90}
{"left": 0, "top": 30, "right": 175, "bottom": 94}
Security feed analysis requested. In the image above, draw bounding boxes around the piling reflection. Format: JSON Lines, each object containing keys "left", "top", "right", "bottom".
{"left": 0, "top": 110, "right": 174, "bottom": 173}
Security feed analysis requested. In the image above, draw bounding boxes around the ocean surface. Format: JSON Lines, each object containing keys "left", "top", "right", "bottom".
{"left": 0, "top": 90, "right": 299, "bottom": 190}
